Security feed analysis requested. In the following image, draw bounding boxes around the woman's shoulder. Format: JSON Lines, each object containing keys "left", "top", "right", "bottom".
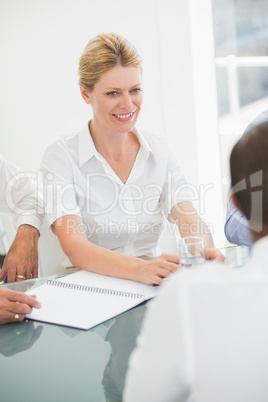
{"left": 43, "top": 129, "right": 82, "bottom": 158}
{"left": 41, "top": 129, "right": 83, "bottom": 169}
{"left": 136, "top": 126, "right": 170, "bottom": 153}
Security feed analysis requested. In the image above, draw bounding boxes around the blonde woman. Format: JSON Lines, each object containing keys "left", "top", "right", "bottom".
{"left": 41, "top": 33, "right": 223, "bottom": 285}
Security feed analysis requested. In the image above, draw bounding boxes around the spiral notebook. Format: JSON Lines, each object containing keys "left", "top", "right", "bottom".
{"left": 26, "top": 270, "right": 159, "bottom": 330}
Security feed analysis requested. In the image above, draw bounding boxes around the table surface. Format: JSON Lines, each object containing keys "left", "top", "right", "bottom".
{"left": 0, "top": 245, "right": 249, "bottom": 402}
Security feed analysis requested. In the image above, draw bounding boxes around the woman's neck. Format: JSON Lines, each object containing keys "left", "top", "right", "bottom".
{"left": 89, "top": 120, "right": 138, "bottom": 161}
{"left": 88, "top": 119, "right": 140, "bottom": 183}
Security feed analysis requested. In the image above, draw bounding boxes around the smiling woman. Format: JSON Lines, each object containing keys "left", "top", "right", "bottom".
{"left": 80, "top": 65, "right": 143, "bottom": 150}
{"left": 40, "top": 32, "right": 224, "bottom": 285}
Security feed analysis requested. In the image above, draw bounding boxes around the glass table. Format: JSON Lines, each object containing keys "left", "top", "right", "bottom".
{"left": 0, "top": 246, "right": 249, "bottom": 402}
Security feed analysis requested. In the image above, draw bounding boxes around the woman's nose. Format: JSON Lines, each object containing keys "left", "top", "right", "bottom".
{"left": 120, "top": 93, "right": 133, "bottom": 109}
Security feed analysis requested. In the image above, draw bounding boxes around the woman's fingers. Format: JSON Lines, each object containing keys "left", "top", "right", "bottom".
{"left": 138, "top": 254, "right": 180, "bottom": 285}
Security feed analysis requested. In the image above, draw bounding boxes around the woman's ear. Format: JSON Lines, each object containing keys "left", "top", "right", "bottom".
{"left": 80, "top": 86, "right": 91, "bottom": 104}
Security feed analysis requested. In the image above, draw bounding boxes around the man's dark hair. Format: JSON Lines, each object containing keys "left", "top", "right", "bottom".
{"left": 230, "top": 121, "right": 268, "bottom": 229}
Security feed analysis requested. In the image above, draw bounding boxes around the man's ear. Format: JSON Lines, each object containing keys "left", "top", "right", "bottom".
{"left": 230, "top": 191, "right": 242, "bottom": 212}
{"left": 80, "top": 86, "right": 91, "bottom": 104}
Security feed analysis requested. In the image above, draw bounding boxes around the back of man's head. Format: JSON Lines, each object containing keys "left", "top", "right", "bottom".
{"left": 230, "top": 121, "right": 268, "bottom": 237}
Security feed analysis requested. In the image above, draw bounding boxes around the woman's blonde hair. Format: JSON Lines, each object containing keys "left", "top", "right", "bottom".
{"left": 78, "top": 33, "right": 143, "bottom": 92}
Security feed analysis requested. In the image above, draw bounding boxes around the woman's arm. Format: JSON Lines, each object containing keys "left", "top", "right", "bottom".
{"left": 171, "top": 201, "right": 225, "bottom": 261}
{"left": 54, "top": 215, "right": 179, "bottom": 285}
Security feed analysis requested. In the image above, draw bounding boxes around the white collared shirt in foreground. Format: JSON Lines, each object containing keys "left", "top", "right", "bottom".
{"left": 124, "top": 236, "right": 268, "bottom": 402}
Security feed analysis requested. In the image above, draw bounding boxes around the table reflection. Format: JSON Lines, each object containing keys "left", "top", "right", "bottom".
{"left": 0, "top": 321, "right": 44, "bottom": 357}
{"left": 102, "top": 304, "right": 147, "bottom": 401}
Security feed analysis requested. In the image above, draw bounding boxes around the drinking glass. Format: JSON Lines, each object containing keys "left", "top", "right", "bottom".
{"left": 179, "top": 237, "right": 206, "bottom": 267}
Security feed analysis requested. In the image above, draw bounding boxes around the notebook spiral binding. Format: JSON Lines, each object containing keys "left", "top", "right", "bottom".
{"left": 47, "top": 279, "right": 144, "bottom": 299}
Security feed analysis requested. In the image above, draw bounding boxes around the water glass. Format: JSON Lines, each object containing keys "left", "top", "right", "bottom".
{"left": 179, "top": 237, "right": 206, "bottom": 267}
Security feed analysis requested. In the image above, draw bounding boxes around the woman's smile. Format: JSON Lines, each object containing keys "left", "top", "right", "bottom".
{"left": 112, "top": 109, "right": 137, "bottom": 122}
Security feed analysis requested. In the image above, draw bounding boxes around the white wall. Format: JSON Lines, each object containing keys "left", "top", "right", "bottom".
{"left": 0, "top": 0, "right": 225, "bottom": 275}
{"left": 156, "top": 0, "right": 224, "bottom": 247}
{"left": 0, "top": 0, "right": 167, "bottom": 171}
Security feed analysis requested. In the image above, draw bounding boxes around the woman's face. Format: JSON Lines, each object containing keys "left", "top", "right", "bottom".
{"left": 81, "top": 65, "right": 143, "bottom": 134}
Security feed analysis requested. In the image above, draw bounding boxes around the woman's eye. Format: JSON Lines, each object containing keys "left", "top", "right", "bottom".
{"left": 131, "top": 88, "right": 142, "bottom": 93}
{"left": 107, "top": 91, "right": 118, "bottom": 96}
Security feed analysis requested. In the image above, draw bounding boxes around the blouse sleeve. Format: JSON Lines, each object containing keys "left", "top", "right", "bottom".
{"left": 40, "top": 141, "right": 82, "bottom": 229}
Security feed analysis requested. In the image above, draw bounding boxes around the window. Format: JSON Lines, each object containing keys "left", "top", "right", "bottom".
{"left": 212, "top": 0, "right": 268, "bottom": 209}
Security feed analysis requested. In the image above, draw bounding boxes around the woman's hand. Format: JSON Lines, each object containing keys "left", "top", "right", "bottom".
{"left": 205, "top": 248, "right": 226, "bottom": 262}
{"left": 135, "top": 254, "right": 180, "bottom": 285}
{"left": 0, "top": 288, "right": 41, "bottom": 325}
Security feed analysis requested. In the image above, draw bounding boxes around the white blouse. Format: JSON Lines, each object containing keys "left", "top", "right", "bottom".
{"left": 41, "top": 124, "right": 189, "bottom": 257}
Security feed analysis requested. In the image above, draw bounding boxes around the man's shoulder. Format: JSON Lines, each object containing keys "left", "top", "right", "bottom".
{"left": 171, "top": 260, "right": 234, "bottom": 288}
